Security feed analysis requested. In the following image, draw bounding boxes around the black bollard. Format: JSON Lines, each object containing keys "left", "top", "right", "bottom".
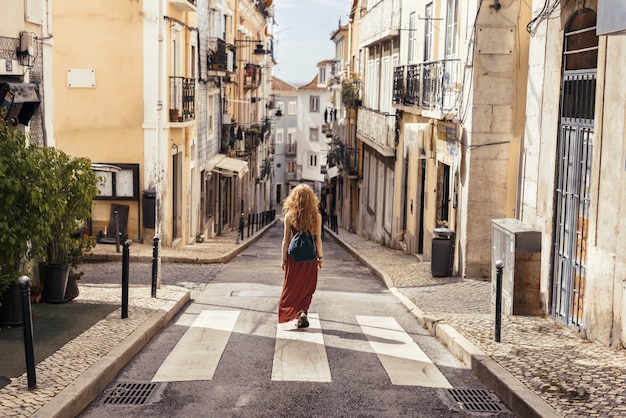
{"left": 495, "top": 260, "right": 504, "bottom": 342}
{"left": 122, "top": 240, "right": 130, "bottom": 319}
{"left": 151, "top": 236, "right": 159, "bottom": 298}
{"left": 18, "top": 276, "right": 36, "bottom": 389}
{"left": 114, "top": 210, "right": 120, "bottom": 253}
{"left": 247, "top": 214, "right": 251, "bottom": 238}
{"left": 239, "top": 213, "right": 245, "bottom": 241}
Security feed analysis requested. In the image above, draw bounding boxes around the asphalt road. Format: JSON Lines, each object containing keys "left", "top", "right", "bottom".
{"left": 78, "top": 223, "right": 513, "bottom": 417}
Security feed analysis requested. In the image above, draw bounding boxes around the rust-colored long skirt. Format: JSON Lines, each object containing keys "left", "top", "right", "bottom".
{"left": 278, "top": 256, "right": 318, "bottom": 323}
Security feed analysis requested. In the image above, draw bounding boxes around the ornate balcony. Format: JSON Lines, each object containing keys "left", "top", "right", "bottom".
{"left": 393, "top": 59, "right": 462, "bottom": 119}
{"left": 208, "top": 38, "right": 233, "bottom": 73}
{"left": 356, "top": 107, "right": 396, "bottom": 157}
{"left": 169, "top": 76, "right": 195, "bottom": 122}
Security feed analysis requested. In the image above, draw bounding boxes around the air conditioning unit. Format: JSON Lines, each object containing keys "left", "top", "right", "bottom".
{"left": 491, "top": 218, "right": 542, "bottom": 316}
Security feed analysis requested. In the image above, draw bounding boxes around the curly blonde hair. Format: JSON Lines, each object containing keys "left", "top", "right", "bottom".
{"left": 283, "top": 183, "right": 320, "bottom": 234}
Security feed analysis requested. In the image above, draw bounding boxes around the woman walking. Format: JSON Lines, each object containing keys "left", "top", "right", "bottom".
{"left": 279, "top": 184, "right": 323, "bottom": 328}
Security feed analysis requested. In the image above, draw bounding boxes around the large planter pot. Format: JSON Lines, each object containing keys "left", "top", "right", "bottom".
{"left": 0, "top": 282, "right": 23, "bottom": 326}
{"left": 40, "top": 263, "right": 70, "bottom": 303}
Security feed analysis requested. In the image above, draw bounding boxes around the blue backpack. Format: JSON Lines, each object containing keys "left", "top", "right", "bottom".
{"left": 287, "top": 231, "right": 317, "bottom": 263}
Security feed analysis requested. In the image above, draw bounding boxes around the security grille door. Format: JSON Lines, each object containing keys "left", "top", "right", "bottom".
{"left": 552, "top": 9, "right": 597, "bottom": 327}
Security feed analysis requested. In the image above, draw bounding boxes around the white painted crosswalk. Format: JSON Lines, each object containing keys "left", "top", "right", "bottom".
{"left": 356, "top": 315, "right": 452, "bottom": 388}
{"left": 152, "top": 310, "right": 240, "bottom": 382}
{"left": 151, "top": 310, "right": 451, "bottom": 388}
{"left": 272, "top": 314, "right": 332, "bottom": 382}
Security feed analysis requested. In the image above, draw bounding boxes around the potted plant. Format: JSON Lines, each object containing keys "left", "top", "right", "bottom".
{"left": 64, "top": 233, "right": 96, "bottom": 301}
{"left": 39, "top": 148, "right": 98, "bottom": 303}
{"left": 0, "top": 121, "right": 60, "bottom": 323}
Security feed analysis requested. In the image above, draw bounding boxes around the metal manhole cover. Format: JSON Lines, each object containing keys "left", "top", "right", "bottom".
{"left": 102, "top": 382, "right": 159, "bottom": 405}
{"left": 446, "top": 388, "right": 506, "bottom": 412}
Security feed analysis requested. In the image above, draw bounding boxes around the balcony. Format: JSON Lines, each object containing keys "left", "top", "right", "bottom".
{"left": 170, "top": 0, "right": 196, "bottom": 12}
{"left": 359, "top": 0, "right": 401, "bottom": 47}
{"left": 286, "top": 171, "right": 297, "bottom": 181}
{"left": 327, "top": 142, "right": 359, "bottom": 178}
{"left": 208, "top": 38, "right": 233, "bottom": 73}
{"left": 169, "top": 76, "right": 195, "bottom": 123}
{"left": 285, "top": 142, "right": 297, "bottom": 156}
{"left": 356, "top": 107, "right": 396, "bottom": 157}
{"left": 343, "top": 147, "right": 359, "bottom": 177}
{"left": 393, "top": 59, "right": 462, "bottom": 119}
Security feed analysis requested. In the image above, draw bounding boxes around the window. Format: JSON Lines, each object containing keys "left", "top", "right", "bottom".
{"left": 276, "top": 129, "right": 284, "bottom": 144}
{"left": 381, "top": 56, "right": 392, "bottom": 113}
{"left": 408, "top": 12, "right": 416, "bottom": 64}
{"left": 287, "top": 128, "right": 296, "bottom": 143}
{"left": 309, "top": 127, "right": 319, "bottom": 142}
{"left": 445, "top": 0, "right": 458, "bottom": 59}
{"left": 288, "top": 101, "right": 297, "bottom": 115}
{"left": 424, "top": 3, "right": 433, "bottom": 61}
{"left": 277, "top": 101, "right": 285, "bottom": 114}
{"left": 310, "top": 95, "right": 320, "bottom": 112}
{"left": 319, "top": 67, "right": 327, "bottom": 84}
{"left": 309, "top": 154, "right": 318, "bottom": 167}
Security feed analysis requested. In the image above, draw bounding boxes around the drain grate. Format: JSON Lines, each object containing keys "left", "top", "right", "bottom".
{"left": 446, "top": 388, "right": 506, "bottom": 412}
{"left": 102, "top": 382, "right": 159, "bottom": 405}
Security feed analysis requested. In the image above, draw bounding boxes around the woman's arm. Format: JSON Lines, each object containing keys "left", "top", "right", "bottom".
{"left": 315, "top": 213, "right": 323, "bottom": 269}
{"left": 281, "top": 213, "right": 291, "bottom": 270}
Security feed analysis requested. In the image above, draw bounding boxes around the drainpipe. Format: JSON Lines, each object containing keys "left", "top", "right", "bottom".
{"left": 155, "top": 0, "right": 165, "bottom": 287}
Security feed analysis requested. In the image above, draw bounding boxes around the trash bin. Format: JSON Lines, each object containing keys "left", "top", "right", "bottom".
{"left": 142, "top": 188, "right": 156, "bottom": 229}
{"left": 431, "top": 227, "right": 455, "bottom": 277}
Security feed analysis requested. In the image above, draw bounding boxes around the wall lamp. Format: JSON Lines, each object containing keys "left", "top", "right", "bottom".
{"left": 235, "top": 39, "right": 270, "bottom": 55}
{"left": 16, "top": 32, "right": 36, "bottom": 68}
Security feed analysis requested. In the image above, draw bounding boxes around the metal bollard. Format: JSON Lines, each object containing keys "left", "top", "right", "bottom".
{"left": 122, "top": 240, "right": 130, "bottom": 319}
{"left": 247, "top": 214, "right": 251, "bottom": 238}
{"left": 114, "top": 210, "right": 120, "bottom": 253}
{"left": 151, "top": 236, "right": 159, "bottom": 298}
{"left": 238, "top": 212, "right": 244, "bottom": 243}
{"left": 495, "top": 260, "right": 504, "bottom": 342}
{"left": 18, "top": 276, "right": 36, "bottom": 389}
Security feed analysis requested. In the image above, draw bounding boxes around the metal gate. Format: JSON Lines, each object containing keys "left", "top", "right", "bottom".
{"left": 552, "top": 110, "right": 593, "bottom": 327}
{"left": 551, "top": 9, "right": 598, "bottom": 328}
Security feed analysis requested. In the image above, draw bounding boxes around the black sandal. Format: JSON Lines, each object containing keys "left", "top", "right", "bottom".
{"left": 297, "top": 312, "right": 309, "bottom": 328}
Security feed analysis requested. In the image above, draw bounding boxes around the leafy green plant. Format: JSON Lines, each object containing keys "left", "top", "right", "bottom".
{"left": 0, "top": 122, "right": 61, "bottom": 292}
{"left": 41, "top": 149, "right": 98, "bottom": 265}
{"left": 0, "top": 121, "right": 99, "bottom": 293}
{"left": 341, "top": 77, "right": 362, "bottom": 108}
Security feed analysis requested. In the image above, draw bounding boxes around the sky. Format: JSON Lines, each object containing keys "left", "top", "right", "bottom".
{"left": 271, "top": 0, "right": 350, "bottom": 87}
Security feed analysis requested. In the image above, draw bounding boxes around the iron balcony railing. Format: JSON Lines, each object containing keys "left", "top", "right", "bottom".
{"left": 208, "top": 38, "right": 230, "bottom": 73}
{"left": 285, "top": 142, "right": 297, "bottom": 156}
{"left": 393, "top": 59, "right": 461, "bottom": 117}
{"left": 286, "top": 171, "right": 296, "bottom": 181}
{"left": 169, "top": 76, "right": 195, "bottom": 122}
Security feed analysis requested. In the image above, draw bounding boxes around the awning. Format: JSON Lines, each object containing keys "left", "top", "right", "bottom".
{"left": 0, "top": 82, "right": 41, "bottom": 125}
{"left": 208, "top": 154, "right": 249, "bottom": 178}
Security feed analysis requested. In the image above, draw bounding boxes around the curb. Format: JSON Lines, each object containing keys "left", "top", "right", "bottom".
{"left": 32, "top": 289, "right": 191, "bottom": 418}
{"left": 86, "top": 220, "right": 278, "bottom": 264}
{"left": 325, "top": 228, "right": 561, "bottom": 418}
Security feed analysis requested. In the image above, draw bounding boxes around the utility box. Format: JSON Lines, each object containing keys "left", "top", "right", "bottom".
{"left": 142, "top": 188, "right": 156, "bottom": 229}
{"left": 492, "top": 219, "right": 542, "bottom": 316}
{"left": 432, "top": 227, "right": 455, "bottom": 277}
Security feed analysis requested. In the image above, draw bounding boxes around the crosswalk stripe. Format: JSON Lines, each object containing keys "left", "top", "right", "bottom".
{"left": 152, "top": 310, "right": 240, "bottom": 382}
{"left": 356, "top": 315, "right": 452, "bottom": 388}
{"left": 271, "top": 314, "right": 332, "bottom": 382}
